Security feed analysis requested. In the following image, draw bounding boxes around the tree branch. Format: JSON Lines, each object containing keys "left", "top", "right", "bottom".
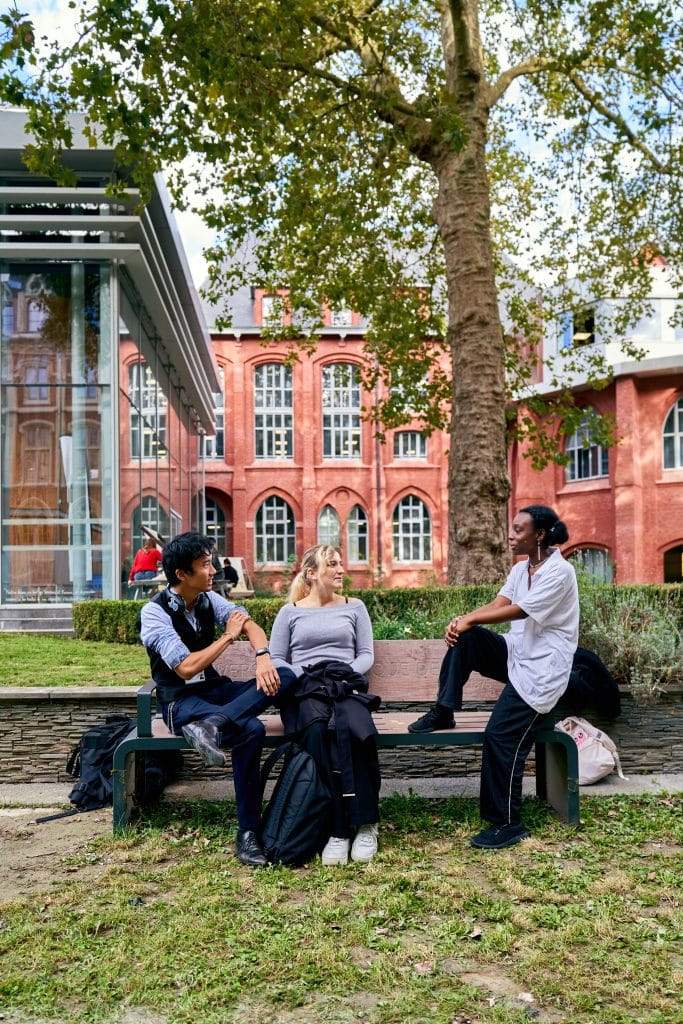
{"left": 567, "top": 69, "right": 670, "bottom": 174}
{"left": 487, "top": 56, "right": 564, "bottom": 107}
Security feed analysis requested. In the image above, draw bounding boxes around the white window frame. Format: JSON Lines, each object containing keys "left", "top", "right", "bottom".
{"left": 261, "top": 295, "right": 284, "bottom": 327}
{"left": 559, "top": 307, "right": 596, "bottom": 349}
{"left": 330, "top": 306, "right": 353, "bottom": 328}
{"left": 254, "top": 363, "right": 293, "bottom": 459}
{"left": 663, "top": 397, "right": 683, "bottom": 470}
{"left": 204, "top": 497, "right": 226, "bottom": 551}
{"left": 129, "top": 363, "right": 167, "bottom": 460}
{"left": 346, "top": 504, "right": 369, "bottom": 563}
{"left": 565, "top": 420, "right": 608, "bottom": 482}
{"left": 394, "top": 431, "right": 427, "bottom": 459}
{"left": 203, "top": 366, "right": 225, "bottom": 460}
{"left": 255, "top": 495, "right": 295, "bottom": 565}
{"left": 322, "top": 363, "right": 361, "bottom": 459}
{"left": 133, "top": 496, "right": 169, "bottom": 549}
{"left": 568, "top": 547, "right": 614, "bottom": 584}
{"left": 392, "top": 495, "right": 432, "bottom": 563}
{"left": 317, "top": 505, "right": 341, "bottom": 547}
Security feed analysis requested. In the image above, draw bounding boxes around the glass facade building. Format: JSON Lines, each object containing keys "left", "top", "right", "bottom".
{"left": 0, "top": 110, "right": 219, "bottom": 604}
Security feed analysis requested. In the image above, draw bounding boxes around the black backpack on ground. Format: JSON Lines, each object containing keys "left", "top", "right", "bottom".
{"left": 37, "top": 713, "right": 181, "bottom": 823}
{"left": 66, "top": 713, "right": 136, "bottom": 811}
{"left": 259, "top": 741, "right": 331, "bottom": 866}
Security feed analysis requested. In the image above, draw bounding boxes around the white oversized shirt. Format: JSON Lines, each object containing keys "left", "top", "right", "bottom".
{"left": 498, "top": 548, "right": 579, "bottom": 713}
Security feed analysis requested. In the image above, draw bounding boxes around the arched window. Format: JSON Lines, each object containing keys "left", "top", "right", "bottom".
{"left": 322, "top": 363, "right": 361, "bottom": 458}
{"left": 565, "top": 418, "right": 608, "bottom": 481}
{"left": 664, "top": 545, "right": 683, "bottom": 583}
{"left": 204, "top": 497, "right": 226, "bottom": 552}
{"left": 317, "top": 505, "right": 340, "bottom": 546}
{"left": 131, "top": 497, "right": 169, "bottom": 551}
{"left": 392, "top": 495, "right": 432, "bottom": 562}
{"left": 255, "top": 496, "right": 295, "bottom": 564}
{"left": 568, "top": 547, "right": 614, "bottom": 584}
{"left": 663, "top": 398, "right": 683, "bottom": 469}
{"left": 254, "top": 363, "right": 293, "bottom": 459}
{"left": 346, "top": 505, "right": 368, "bottom": 563}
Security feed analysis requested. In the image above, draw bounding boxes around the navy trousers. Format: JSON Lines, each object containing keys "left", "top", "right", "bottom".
{"left": 163, "top": 668, "right": 298, "bottom": 831}
{"left": 437, "top": 627, "right": 544, "bottom": 827}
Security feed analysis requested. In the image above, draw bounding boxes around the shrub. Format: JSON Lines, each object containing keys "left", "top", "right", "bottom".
{"left": 578, "top": 582, "right": 683, "bottom": 702}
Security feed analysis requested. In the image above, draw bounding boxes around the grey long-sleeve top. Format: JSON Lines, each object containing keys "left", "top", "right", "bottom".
{"left": 269, "top": 599, "right": 374, "bottom": 678}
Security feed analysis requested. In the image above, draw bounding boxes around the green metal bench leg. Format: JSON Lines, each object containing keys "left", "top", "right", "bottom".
{"left": 112, "top": 738, "right": 138, "bottom": 833}
{"left": 535, "top": 732, "right": 580, "bottom": 826}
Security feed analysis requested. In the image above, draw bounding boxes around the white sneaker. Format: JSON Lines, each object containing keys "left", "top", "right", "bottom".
{"left": 321, "top": 836, "right": 350, "bottom": 866}
{"left": 351, "top": 823, "right": 379, "bottom": 863}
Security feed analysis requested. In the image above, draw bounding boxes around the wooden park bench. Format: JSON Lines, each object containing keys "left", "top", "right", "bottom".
{"left": 112, "top": 639, "right": 580, "bottom": 832}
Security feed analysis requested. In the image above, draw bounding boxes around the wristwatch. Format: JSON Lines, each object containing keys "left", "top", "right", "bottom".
{"left": 254, "top": 647, "right": 270, "bottom": 658}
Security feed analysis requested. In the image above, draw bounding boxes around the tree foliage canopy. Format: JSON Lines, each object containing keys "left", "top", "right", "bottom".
{"left": 2, "top": 0, "right": 682, "bottom": 577}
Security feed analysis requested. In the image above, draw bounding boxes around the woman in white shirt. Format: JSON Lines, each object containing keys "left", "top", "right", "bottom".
{"left": 409, "top": 505, "right": 579, "bottom": 850}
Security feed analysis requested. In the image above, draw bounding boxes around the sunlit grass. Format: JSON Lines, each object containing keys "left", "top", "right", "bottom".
{"left": 0, "top": 633, "right": 148, "bottom": 687}
{"left": 0, "top": 792, "right": 681, "bottom": 1023}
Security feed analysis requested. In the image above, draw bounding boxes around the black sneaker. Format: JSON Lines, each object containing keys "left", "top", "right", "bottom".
{"left": 407, "top": 704, "right": 455, "bottom": 733}
{"left": 470, "top": 823, "right": 529, "bottom": 850}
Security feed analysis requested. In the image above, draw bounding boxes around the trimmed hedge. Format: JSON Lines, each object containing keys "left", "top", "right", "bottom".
{"left": 72, "top": 583, "right": 683, "bottom": 645}
{"left": 72, "top": 586, "right": 503, "bottom": 645}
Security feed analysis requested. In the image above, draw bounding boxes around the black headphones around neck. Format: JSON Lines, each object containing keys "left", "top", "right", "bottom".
{"left": 166, "top": 588, "right": 209, "bottom": 614}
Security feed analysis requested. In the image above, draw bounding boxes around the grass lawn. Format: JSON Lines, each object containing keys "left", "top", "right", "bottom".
{"left": 1, "top": 792, "right": 681, "bottom": 1023}
{"left": 0, "top": 634, "right": 148, "bottom": 687}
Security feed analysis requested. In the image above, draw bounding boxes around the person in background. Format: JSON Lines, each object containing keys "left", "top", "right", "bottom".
{"left": 128, "top": 536, "right": 161, "bottom": 582}
{"left": 211, "top": 545, "right": 225, "bottom": 581}
{"left": 409, "top": 505, "right": 579, "bottom": 850}
{"left": 269, "top": 545, "right": 380, "bottom": 866}
{"left": 223, "top": 558, "right": 239, "bottom": 588}
{"left": 139, "top": 532, "right": 297, "bottom": 867}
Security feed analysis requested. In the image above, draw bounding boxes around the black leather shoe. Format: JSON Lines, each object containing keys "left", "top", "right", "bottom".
{"left": 407, "top": 704, "right": 455, "bottom": 733}
{"left": 236, "top": 829, "right": 268, "bottom": 867}
{"left": 181, "top": 721, "right": 227, "bottom": 767}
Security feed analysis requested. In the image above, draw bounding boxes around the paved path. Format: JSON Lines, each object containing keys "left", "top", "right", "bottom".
{"left": 1, "top": 773, "right": 682, "bottom": 810}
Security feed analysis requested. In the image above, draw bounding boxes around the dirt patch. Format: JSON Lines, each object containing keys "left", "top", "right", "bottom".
{"left": 0, "top": 806, "right": 112, "bottom": 904}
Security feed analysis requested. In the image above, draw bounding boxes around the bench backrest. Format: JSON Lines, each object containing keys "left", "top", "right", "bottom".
{"left": 215, "top": 639, "right": 503, "bottom": 703}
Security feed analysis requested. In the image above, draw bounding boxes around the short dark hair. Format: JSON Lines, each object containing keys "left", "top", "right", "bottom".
{"left": 519, "top": 505, "right": 569, "bottom": 545}
{"left": 162, "top": 532, "right": 213, "bottom": 585}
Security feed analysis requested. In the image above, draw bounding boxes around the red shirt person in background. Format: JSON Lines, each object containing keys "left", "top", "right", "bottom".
{"left": 129, "top": 536, "right": 162, "bottom": 582}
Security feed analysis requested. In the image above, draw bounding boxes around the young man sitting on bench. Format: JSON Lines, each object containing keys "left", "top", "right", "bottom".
{"left": 139, "top": 532, "right": 297, "bottom": 867}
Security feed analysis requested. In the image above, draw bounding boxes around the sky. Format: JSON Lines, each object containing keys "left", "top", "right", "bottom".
{"left": 16, "top": 0, "right": 214, "bottom": 291}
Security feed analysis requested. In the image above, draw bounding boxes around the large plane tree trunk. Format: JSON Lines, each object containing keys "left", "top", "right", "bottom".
{"left": 430, "top": 1, "right": 510, "bottom": 584}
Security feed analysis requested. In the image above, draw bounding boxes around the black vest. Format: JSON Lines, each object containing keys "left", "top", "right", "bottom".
{"left": 146, "top": 589, "right": 222, "bottom": 704}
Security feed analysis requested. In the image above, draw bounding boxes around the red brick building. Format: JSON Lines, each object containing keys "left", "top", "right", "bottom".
{"left": 116, "top": 263, "right": 683, "bottom": 590}
{"left": 195, "top": 286, "right": 451, "bottom": 589}
{"left": 509, "top": 264, "right": 683, "bottom": 583}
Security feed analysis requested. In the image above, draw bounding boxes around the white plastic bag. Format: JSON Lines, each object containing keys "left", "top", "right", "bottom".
{"left": 554, "top": 716, "right": 627, "bottom": 786}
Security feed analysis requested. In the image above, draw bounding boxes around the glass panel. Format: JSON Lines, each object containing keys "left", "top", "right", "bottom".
{"left": 317, "top": 505, "right": 340, "bottom": 546}
{"left": 392, "top": 495, "right": 431, "bottom": 563}
{"left": 347, "top": 505, "right": 368, "bottom": 562}
{"left": 255, "top": 496, "right": 295, "bottom": 564}
{"left": 1, "top": 261, "right": 112, "bottom": 602}
{"left": 322, "top": 364, "right": 361, "bottom": 459}
{"left": 254, "top": 363, "right": 293, "bottom": 459}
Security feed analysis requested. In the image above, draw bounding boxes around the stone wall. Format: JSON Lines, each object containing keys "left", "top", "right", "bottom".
{"left": 1, "top": 686, "right": 681, "bottom": 784}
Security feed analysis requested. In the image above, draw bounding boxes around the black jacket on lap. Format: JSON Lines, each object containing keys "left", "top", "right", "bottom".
{"left": 281, "top": 660, "right": 381, "bottom": 796}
